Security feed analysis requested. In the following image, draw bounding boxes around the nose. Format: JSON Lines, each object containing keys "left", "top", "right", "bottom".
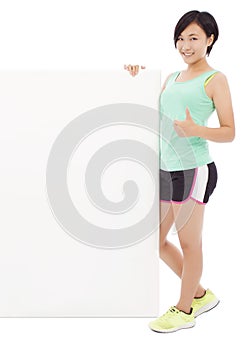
{"left": 181, "top": 40, "right": 191, "bottom": 50}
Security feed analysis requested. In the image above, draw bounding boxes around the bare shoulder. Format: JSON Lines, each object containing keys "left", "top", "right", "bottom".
{"left": 213, "top": 71, "right": 229, "bottom": 84}
{"left": 205, "top": 71, "right": 231, "bottom": 99}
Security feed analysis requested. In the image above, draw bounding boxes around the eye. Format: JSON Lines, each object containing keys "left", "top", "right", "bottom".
{"left": 190, "top": 37, "right": 198, "bottom": 41}
{"left": 177, "top": 37, "right": 183, "bottom": 41}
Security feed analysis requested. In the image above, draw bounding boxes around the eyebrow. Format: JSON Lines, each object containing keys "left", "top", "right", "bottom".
{"left": 179, "top": 33, "right": 199, "bottom": 37}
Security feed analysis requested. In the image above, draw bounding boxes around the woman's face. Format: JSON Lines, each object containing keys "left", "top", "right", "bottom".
{"left": 176, "top": 22, "right": 213, "bottom": 64}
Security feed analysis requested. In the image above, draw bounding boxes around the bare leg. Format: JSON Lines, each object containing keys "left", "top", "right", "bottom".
{"left": 159, "top": 202, "right": 205, "bottom": 298}
{"left": 159, "top": 202, "right": 182, "bottom": 276}
{"left": 172, "top": 199, "right": 205, "bottom": 313}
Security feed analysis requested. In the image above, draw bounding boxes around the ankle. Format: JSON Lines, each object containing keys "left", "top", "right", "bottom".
{"left": 175, "top": 303, "right": 192, "bottom": 314}
{"left": 175, "top": 305, "right": 193, "bottom": 315}
{"left": 194, "top": 288, "right": 206, "bottom": 299}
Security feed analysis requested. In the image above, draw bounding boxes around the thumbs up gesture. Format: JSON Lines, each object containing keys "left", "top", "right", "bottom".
{"left": 174, "top": 107, "right": 197, "bottom": 137}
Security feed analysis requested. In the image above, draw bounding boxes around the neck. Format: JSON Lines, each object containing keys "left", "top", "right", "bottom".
{"left": 186, "top": 58, "right": 212, "bottom": 73}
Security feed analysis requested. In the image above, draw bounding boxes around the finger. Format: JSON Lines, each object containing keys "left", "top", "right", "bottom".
{"left": 174, "top": 124, "right": 181, "bottom": 135}
{"left": 174, "top": 124, "right": 185, "bottom": 137}
{"left": 124, "top": 64, "right": 144, "bottom": 76}
{"left": 129, "top": 65, "right": 136, "bottom": 76}
{"left": 131, "top": 65, "right": 138, "bottom": 75}
{"left": 185, "top": 107, "right": 192, "bottom": 120}
{"left": 124, "top": 65, "right": 132, "bottom": 72}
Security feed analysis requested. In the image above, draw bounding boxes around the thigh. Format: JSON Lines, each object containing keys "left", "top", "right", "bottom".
{"left": 172, "top": 200, "right": 205, "bottom": 248}
{"left": 159, "top": 202, "right": 174, "bottom": 243}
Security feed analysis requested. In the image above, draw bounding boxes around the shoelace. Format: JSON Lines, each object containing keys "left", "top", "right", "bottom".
{"left": 169, "top": 307, "right": 178, "bottom": 313}
{"left": 159, "top": 307, "right": 179, "bottom": 319}
{"left": 170, "top": 307, "right": 179, "bottom": 313}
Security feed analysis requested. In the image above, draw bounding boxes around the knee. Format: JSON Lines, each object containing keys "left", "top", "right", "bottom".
{"left": 180, "top": 239, "right": 202, "bottom": 254}
{"left": 159, "top": 239, "right": 169, "bottom": 253}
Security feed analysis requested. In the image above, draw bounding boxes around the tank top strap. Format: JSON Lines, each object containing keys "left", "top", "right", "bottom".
{"left": 165, "top": 71, "right": 181, "bottom": 87}
{"left": 192, "top": 69, "right": 218, "bottom": 86}
{"left": 203, "top": 70, "right": 219, "bottom": 87}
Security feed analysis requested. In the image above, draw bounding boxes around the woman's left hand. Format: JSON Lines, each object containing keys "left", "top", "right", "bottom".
{"left": 174, "top": 108, "right": 197, "bottom": 137}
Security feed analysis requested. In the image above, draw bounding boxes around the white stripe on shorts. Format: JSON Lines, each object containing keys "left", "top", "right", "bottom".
{"left": 191, "top": 164, "right": 209, "bottom": 204}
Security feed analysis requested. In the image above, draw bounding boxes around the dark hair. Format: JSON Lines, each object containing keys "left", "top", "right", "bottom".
{"left": 174, "top": 10, "right": 219, "bottom": 56}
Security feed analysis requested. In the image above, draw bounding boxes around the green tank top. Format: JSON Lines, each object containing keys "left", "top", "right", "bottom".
{"left": 159, "top": 70, "right": 218, "bottom": 171}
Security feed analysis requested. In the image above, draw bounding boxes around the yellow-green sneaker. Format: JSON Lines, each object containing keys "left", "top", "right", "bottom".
{"left": 191, "top": 289, "right": 220, "bottom": 318}
{"left": 149, "top": 306, "right": 195, "bottom": 333}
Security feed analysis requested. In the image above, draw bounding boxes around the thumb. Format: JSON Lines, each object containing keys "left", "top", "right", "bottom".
{"left": 185, "top": 107, "right": 192, "bottom": 120}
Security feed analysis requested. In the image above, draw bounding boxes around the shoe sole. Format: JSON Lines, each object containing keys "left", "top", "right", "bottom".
{"left": 149, "top": 321, "right": 195, "bottom": 333}
{"left": 194, "top": 299, "right": 220, "bottom": 318}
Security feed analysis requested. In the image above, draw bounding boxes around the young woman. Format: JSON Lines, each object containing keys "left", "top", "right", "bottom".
{"left": 125, "top": 10, "right": 235, "bottom": 333}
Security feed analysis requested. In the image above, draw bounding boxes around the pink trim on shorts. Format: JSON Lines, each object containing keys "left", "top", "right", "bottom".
{"left": 190, "top": 197, "right": 206, "bottom": 205}
{"left": 160, "top": 165, "right": 210, "bottom": 205}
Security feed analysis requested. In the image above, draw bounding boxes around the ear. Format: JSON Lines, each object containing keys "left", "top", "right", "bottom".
{"left": 207, "top": 34, "right": 214, "bottom": 47}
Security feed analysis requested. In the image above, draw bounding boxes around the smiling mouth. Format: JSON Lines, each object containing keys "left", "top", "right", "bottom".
{"left": 182, "top": 52, "right": 194, "bottom": 57}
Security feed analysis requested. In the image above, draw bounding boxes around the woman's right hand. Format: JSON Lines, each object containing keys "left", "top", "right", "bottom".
{"left": 124, "top": 64, "right": 146, "bottom": 77}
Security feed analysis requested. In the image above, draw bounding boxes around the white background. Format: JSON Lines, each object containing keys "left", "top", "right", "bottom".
{"left": 0, "top": 0, "right": 243, "bottom": 349}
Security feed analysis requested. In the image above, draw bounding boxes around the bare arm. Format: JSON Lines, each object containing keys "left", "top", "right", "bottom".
{"left": 175, "top": 73, "right": 235, "bottom": 142}
{"left": 195, "top": 73, "right": 235, "bottom": 142}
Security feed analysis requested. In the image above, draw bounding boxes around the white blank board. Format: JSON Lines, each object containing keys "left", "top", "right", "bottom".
{"left": 0, "top": 70, "right": 161, "bottom": 317}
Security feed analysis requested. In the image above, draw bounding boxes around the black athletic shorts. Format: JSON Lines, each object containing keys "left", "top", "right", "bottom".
{"left": 160, "top": 162, "right": 218, "bottom": 204}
